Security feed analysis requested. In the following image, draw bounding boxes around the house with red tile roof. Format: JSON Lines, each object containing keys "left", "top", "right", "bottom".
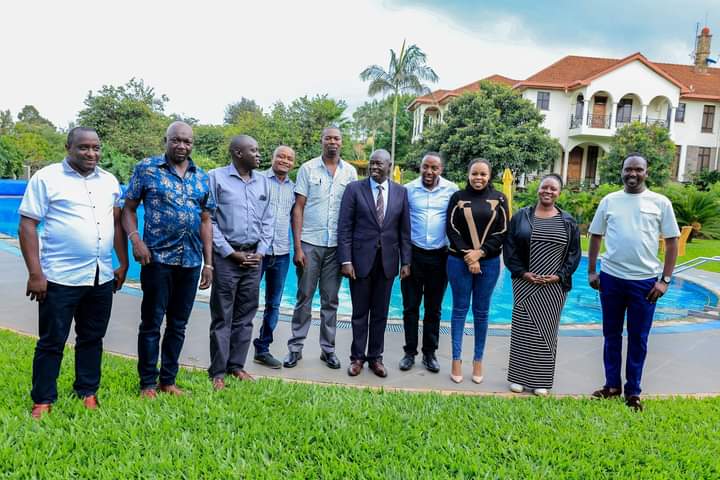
{"left": 410, "top": 27, "right": 720, "bottom": 183}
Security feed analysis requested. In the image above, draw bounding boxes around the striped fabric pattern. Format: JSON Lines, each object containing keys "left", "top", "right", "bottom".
{"left": 507, "top": 214, "right": 568, "bottom": 389}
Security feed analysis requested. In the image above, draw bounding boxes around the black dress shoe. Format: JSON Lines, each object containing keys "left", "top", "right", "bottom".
{"left": 422, "top": 353, "right": 440, "bottom": 373}
{"left": 625, "top": 395, "right": 643, "bottom": 412}
{"left": 398, "top": 354, "right": 415, "bottom": 371}
{"left": 283, "top": 351, "right": 302, "bottom": 368}
{"left": 320, "top": 351, "right": 341, "bottom": 369}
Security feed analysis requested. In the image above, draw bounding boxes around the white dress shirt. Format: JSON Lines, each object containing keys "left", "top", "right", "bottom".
{"left": 18, "top": 160, "right": 121, "bottom": 286}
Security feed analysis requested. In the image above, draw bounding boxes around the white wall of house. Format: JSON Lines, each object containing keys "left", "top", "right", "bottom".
{"left": 410, "top": 59, "right": 720, "bottom": 181}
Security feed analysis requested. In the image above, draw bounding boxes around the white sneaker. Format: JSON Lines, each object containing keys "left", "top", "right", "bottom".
{"left": 509, "top": 383, "right": 524, "bottom": 393}
{"left": 533, "top": 388, "right": 549, "bottom": 397}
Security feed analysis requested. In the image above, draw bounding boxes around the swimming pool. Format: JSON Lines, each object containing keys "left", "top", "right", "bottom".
{"left": 1, "top": 196, "right": 716, "bottom": 324}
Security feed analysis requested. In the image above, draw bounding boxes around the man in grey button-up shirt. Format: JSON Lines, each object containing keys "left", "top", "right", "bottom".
{"left": 207, "top": 135, "right": 274, "bottom": 388}
{"left": 252, "top": 145, "right": 296, "bottom": 369}
{"left": 284, "top": 127, "right": 357, "bottom": 370}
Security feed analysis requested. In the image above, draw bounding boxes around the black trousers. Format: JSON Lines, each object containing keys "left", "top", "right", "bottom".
{"left": 138, "top": 263, "right": 201, "bottom": 389}
{"left": 349, "top": 250, "right": 394, "bottom": 363}
{"left": 400, "top": 246, "right": 448, "bottom": 356}
{"left": 31, "top": 280, "right": 114, "bottom": 404}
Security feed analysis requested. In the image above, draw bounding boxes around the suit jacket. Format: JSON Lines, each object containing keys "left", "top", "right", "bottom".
{"left": 337, "top": 178, "right": 412, "bottom": 279}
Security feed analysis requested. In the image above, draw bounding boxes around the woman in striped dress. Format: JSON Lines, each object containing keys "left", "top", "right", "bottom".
{"left": 503, "top": 174, "right": 581, "bottom": 395}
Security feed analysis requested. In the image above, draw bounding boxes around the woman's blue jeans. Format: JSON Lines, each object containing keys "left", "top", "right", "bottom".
{"left": 447, "top": 255, "right": 501, "bottom": 361}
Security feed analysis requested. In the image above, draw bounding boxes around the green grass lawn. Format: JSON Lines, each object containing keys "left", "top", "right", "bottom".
{"left": 580, "top": 238, "right": 719, "bottom": 273}
{"left": 2, "top": 330, "right": 720, "bottom": 478}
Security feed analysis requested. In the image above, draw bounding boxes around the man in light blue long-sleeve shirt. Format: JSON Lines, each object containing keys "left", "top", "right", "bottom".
{"left": 207, "top": 135, "right": 274, "bottom": 389}
{"left": 399, "top": 152, "right": 458, "bottom": 373}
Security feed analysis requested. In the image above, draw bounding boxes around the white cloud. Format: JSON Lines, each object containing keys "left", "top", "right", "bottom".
{"left": 2, "top": 0, "right": 619, "bottom": 128}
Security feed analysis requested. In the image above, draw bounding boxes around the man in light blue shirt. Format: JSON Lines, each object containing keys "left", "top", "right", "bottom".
{"left": 399, "top": 152, "right": 458, "bottom": 373}
{"left": 252, "top": 145, "right": 296, "bottom": 369}
{"left": 284, "top": 127, "right": 357, "bottom": 370}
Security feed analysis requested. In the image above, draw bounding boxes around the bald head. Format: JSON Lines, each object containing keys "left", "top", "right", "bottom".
{"left": 229, "top": 135, "right": 260, "bottom": 171}
{"left": 164, "top": 121, "right": 194, "bottom": 164}
{"left": 369, "top": 149, "right": 392, "bottom": 184}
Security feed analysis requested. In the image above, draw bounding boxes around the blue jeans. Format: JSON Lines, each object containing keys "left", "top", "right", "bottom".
{"left": 599, "top": 272, "right": 657, "bottom": 396}
{"left": 253, "top": 254, "right": 291, "bottom": 354}
{"left": 447, "top": 255, "right": 501, "bottom": 361}
{"left": 138, "top": 263, "right": 201, "bottom": 389}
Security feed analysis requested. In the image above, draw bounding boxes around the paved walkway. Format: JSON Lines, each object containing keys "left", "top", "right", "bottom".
{"left": 1, "top": 245, "right": 719, "bottom": 396}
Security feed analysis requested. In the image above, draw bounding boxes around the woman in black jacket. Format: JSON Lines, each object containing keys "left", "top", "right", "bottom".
{"left": 503, "top": 173, "right": 581, "bottom": 395}
{"left": 446, "top": 159, "right": 508, "bottom": 384}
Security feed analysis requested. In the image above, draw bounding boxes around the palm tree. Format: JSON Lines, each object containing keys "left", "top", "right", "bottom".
{"left": 360, "top": 41, "right": 438, "bottom": 162}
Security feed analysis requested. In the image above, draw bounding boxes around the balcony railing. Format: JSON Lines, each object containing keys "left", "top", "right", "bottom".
{"left": 587, "top": 114, "right": 610, "bottom": 129}
{"left": 569, "top": 114, "right": 582, "bottom": 129}
{"left": 646, "top": 117, "right": 669, "bottom": 129}
{"left": 615, "top": 116, "right": 641, "bottom": 127}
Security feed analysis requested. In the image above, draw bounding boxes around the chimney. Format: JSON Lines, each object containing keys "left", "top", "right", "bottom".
{"left": 694, "top": 26, "right": 712, "bottom": 73}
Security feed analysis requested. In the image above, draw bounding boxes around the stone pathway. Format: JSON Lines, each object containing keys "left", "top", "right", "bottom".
{"left": 1, "top": 244, "right": 719, "bottom": 396}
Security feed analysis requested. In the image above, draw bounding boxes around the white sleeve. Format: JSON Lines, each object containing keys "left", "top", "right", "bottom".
{"left": 588, "top": 197, "right": 608, "bottom": 235}
{"left": 294, "top": 164, "right": 309, "bottom": 198}
{"left": 660, "top": 198, "right": 681, "bottom": 238}
{"left": 18, "top": 174, "right": 48, "bottom": 221}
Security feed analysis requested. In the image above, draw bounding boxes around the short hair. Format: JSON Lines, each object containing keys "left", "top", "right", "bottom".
{"left": 273, "top": 145, "right": 295, "bottom": 158}
{"left": 321, "top": 126, "right": 342, "bottom": 138}
{"left": 422, "top": 151, "right": 444, "bottom": 166}
{"left": 623, "top": 152, "right": 648, "bottom": 167}
{"left": 468, "top": 158, "right": 492, "bottom": 177}
{"left": 540, "top": 173, "right": 564, "bottom": 189}
{"left": 66, "top": 127, "right": 98, "bottom": 146}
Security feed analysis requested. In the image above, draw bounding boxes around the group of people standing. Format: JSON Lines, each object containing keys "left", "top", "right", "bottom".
{"left": 19, "top": 120, "right": 679, "bottom": 418}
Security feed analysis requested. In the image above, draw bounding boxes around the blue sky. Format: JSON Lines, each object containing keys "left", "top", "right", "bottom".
{"left": 389, "top": 0, "right": 718, "bottom": 62}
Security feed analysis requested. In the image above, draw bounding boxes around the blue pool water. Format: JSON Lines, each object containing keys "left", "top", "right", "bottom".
{"left": 1, "top": 196, "right": 716, "bottom": 325}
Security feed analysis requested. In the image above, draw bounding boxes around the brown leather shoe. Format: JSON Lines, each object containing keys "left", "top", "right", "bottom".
{"left": 369, "top": 360, "right": 388, "bottom": 378}
{"left": 347, "top": 359, "right": 364, "bottom": 377}
{"left": 212, "top": 377, "right": 226, "bottom": 391}
{"left": 140, "top": 387, "right": 158, "bottom": 399}
{"left": 82, "top": 395, "right": 99, "bottom": 410}
{"left": 31, "top": 403, "right": 51, "bottom": 419}
{"left": 159, "top": 384, "right": 185, "bottom": 396}
{"left": 229, "top": 369, "right": 255, "bottom": 381}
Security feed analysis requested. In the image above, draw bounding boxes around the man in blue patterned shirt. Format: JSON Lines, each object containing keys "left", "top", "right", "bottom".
{"left": 122, "top": 121, "right": 215, "bottom": 398}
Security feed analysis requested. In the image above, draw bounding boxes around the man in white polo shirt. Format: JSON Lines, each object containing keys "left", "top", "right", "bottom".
{"left": 587, "top": 153, "right": 679, "bottom": 411}
{"left": 18, "top": 127, "right": 128, "bottom": 419}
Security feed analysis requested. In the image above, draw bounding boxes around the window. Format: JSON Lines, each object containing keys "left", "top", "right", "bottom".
{"left": 536, "top": 91, "right": 550, "bottom": 110}
{"left": 675, "top": 103, "right": 686, "bottom": 122}
{"left": 701, "top": 105, "right": 715, "bottom": 133}
{"left": 616, "top": 98, "right": 633, "bottom": 124}
{"left": 698, "top": 147, "right": 712, "bottom": 170}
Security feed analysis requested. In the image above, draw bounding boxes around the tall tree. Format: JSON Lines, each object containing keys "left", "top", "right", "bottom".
{"left": 352, "top": 94, "right": 414, "bottom": 162}
{"left": 360, "top": 41, "right": 438, "bottom": 162}
{"left": 600, "top": 122, "right": 675, "bottom": 187}
{"left": 78, "top": 78, "right": 170, "bottom": 160}
{"left": 0, "top": 110, "right": 14, "bottom": 134}
{"left": 410, "top": 81, "right": 561, "bottom": 182}
{"left": 17, "top": 105, "right": 55, "bottom": 129}
{"left": 224, "top": 97, "right": 263, "bottom": 125}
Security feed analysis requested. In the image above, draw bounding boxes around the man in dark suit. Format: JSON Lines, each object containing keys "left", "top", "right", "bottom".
{"left": 337, "top": 149, "right": 412, "bottom": 378}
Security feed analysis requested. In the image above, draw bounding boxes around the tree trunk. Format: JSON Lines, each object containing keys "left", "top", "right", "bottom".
{"left": 391, "top": 94, "right": 399, "bottom": 164}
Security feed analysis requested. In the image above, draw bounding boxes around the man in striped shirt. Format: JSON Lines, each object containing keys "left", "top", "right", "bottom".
{"left": 253, "top": 146, "right": 296, "bottom": 368}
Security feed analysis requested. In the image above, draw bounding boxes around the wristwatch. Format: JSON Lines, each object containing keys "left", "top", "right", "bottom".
{"left": 659, "top": 275, "right": 672, "bottom": 284}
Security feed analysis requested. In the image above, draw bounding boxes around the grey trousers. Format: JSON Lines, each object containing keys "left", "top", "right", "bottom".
{"left": 287, "top": 242, "right": 342, "bottom": 354}
{"left": 208, "top": 253, "right": 262, "bottom": 378}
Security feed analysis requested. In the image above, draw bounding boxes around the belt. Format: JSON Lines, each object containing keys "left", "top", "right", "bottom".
{"left": 412, "top": 245, "right": 448, "bottom": 254}
{"left": 230, "top": 242, "right": 258, "bottom": 252}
